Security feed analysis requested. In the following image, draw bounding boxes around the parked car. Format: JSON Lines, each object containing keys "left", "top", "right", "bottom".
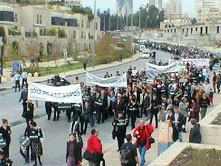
{"left": 141, "top": 49, "right": 151, "bottom": 59}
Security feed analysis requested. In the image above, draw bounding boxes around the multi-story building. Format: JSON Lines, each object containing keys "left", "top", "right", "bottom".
{"left": 160, "top": 21, "right": 221, "bottom": 47}
{"left": 0, "top": 3, "right": 101, "bottom": 55}
{"left": 163, "top": 0, "right": 183, "bottom": 19}
{"left": 116, "top": 0, "right": 133, "bottom": 17}
{"left": 195, "top": 0, "right": 221, "bottom": 23}
{"left": 148, "top": 0, "right": 162, "bottom": 10}
{"left": 64, "top": 0, "right": 82, "bottom": 7}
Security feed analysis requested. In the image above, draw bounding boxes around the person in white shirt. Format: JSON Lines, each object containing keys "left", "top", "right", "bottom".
{"left": 14, "top": 71, "right": 21, "bottom": 92}
{"left": 203, "top": 80, "right": 211, "bottom": 95}
{"left": 202, "top": 67, "right": 207, "bottom": 82}
{"left": 21, "top": 69, "right": 28, "bottom": 89}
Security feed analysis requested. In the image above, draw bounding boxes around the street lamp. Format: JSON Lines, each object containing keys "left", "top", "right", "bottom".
{"left": 0, "top": 30, "right": 5, "bottom": 84}
{"left": 92, "top": 0, "right": 96, "bottom": 69}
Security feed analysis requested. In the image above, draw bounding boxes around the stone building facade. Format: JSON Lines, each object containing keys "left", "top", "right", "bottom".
{"left": 0, "top": 3, "right": 101, "bottom": 55}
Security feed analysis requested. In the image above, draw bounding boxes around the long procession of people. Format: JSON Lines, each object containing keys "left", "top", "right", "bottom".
{"left": 1, "top": 41, "right": 220, "bottom": 166}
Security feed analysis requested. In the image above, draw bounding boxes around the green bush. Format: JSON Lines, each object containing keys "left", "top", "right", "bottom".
{"left": 58, "top": 28, "right": 65, "bottom": 38}
{"left": 40, "top": 28, "right": 57, "bottom": 36}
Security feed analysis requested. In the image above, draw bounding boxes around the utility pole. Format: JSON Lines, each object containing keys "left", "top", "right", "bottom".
{"left": 139, "top": 7, "right": 141, "bottom": 31}
{"left": 131, "top": 6, "right": 134, "bottom": 59}
{"left": 109, "top": 13, "right": 111, "bottom": 31}
{"left": 117, "top": 13, "right": 119, "bottom": 30}
{"left": 0, "top": 31, "right": 5, "bottom": 83}
{"left": 92, "top": 0, "right": 96, "bottom": 69}
{"left": 103, "top": 12, "right": 106, "bottom": 32}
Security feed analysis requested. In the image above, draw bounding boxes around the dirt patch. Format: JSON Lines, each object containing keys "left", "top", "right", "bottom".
{"left": 212, "top": 113, "right": 221, "bottom": 125}
{"left": 170, "top": 148, "right": 221, "bottom": 166}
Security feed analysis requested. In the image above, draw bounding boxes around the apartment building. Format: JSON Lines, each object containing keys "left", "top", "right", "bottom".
{"left": 195, "top": 0, "right": 221, "bottom": 23}
{"left": 163, "top": 0, "right": 183, "bottom": 19}
{"left": 0, "top": 3, "right": 101, "bottom": 55}
{"left": 160, "top": 21, "right": 221, "bottom": 47}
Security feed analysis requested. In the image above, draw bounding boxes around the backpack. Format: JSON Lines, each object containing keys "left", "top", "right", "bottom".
{"left": 121, "top": 144, "right": 132, "bottom": 166}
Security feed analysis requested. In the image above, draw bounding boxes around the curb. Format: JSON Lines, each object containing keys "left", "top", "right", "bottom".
{"left": 0, "top": 54, "right": 140, "bottom": 92}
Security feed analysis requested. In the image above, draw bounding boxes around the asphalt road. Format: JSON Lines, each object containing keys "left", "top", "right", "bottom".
{"left": 0, "top": 50, "right": 172, "bottom": 166}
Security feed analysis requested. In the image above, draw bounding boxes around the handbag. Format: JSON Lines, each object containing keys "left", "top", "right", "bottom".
{"left": 146, "top": 126, "right": 155, "bottom": 145}
{"left": 83, "top": 150, "right": 97, "bottom": 162}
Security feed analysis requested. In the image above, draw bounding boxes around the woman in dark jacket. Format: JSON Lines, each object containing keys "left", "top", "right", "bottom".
{"left": 29, "top": 121, "right": 43, "bottom": 166}
{"left": 26, "top": 100, "right": 34, "bottom": 124}
{"left": 66, "top": 133, "right": 82, "bottom": 166}
{"left": 189, "top": 99, "right": 200, "bottom": 122}
{"left": 0, "top": 119, "right": 12, "bottom": 158}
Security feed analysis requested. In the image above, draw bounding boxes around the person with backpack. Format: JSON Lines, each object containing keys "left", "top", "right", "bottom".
{"left": 133, "top": 120, "right": 154, "bottom": 166}
{"left": 120, "top": 134, "right": 140, "bottom": 166}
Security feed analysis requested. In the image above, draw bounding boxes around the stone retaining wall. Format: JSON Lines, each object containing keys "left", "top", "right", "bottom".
{"left": 149, "top": 142, "right": 221, "bottom": 166}
{"left": 200, "top": 103, "right": 221, "bottom": 145}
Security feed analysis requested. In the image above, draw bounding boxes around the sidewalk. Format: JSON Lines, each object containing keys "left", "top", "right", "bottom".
{"left": 0, "top": 54, "right": 140, "bottom": 91}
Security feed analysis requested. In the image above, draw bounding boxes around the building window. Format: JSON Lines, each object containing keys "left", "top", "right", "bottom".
{"left": 81, "top": 31, "right": 83, "bottom": 39}
{"left": 73, "top": 31, "right": 76, "bottom": 39}
{"left": 174, "top": 29, "right": 176, "bottom": 33}
{"left": 191, "top": 28, "right": 193, "bottom": 34}
{"left": 195, "top": 27, "right": 198, "bottom": 31}
{"left": 0, "top": 11, "right": 14, "bottom": 21}
{"left": 205, "top": 26, "right": 208, "bottom": 34}
{"left": 81, "top": 20, "right": 83, "bottom": 28}
{"left": 171, "top": 29, "right": 172, "bottom": 33}
{"left": 217, "top": 26, "right": 220, "bottom": 33}
{"left": 37, "top": 15, "right": 39, "bottom": 24}
{"left": 14, "top": 13, "right": 17, "bottom": 22}
{"left": 182, "top": 29, "right": 184, "bottom": 33}
{"left": 40, "top": 15, "right": 42, "bottom": 24}
{"left": 200, "top": 27, "right": 203, "bottom": 35}
{"left": 96, "top": 23, "right": 98, "bottom": 30}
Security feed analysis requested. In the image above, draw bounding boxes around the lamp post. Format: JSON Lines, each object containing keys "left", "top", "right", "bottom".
{"left": 0, "top": 31, "right": 5, "bottom": 84}
{"left": 92, "top": 0, "right": 96, "bottom": 69}
{"left": 130, "top": 3, "right": 134, "bottom": 59}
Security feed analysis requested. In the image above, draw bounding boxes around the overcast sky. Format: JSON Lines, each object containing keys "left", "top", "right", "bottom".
{"left": 81, "top": 0, "right": 195, "bottom": 17}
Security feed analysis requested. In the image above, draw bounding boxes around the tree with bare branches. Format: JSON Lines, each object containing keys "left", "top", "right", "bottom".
{"left": 26, "top": 39, "right": 40, "bottom": 68}
{"left": 51, "top": 39, "right": 63, "bottom": 67}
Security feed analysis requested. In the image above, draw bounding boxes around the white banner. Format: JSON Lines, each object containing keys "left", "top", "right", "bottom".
{"left": 146, "top": 62, "right": 186, "bottom": 73}
{"left": 28, "top": 82, "right": 82, "bottom": 103}
{"left": 181, "top": 58, "right": 210, "bottom": 68}
{"left": 86, "top": 72, "right": 127, "bottom": 87}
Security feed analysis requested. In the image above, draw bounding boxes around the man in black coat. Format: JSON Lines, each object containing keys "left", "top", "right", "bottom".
{"left": 189, "top": 119, "right": 201, "bottom": 143}
{"left": 171, "top": 106, "right": 185, "bottom": 142}
{"left": 112, "top": 112, "right": 128, "bottom": 151}
{"left": 19, "top": 87, "right": 28, "bottom": 118}
{"left": 149, "top": 94, "right": 161, "bottom": 128}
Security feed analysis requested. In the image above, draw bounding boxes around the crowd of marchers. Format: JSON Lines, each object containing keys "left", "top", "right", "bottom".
{"left": 1, "top": 41, "right": 220, "bottom": 166}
